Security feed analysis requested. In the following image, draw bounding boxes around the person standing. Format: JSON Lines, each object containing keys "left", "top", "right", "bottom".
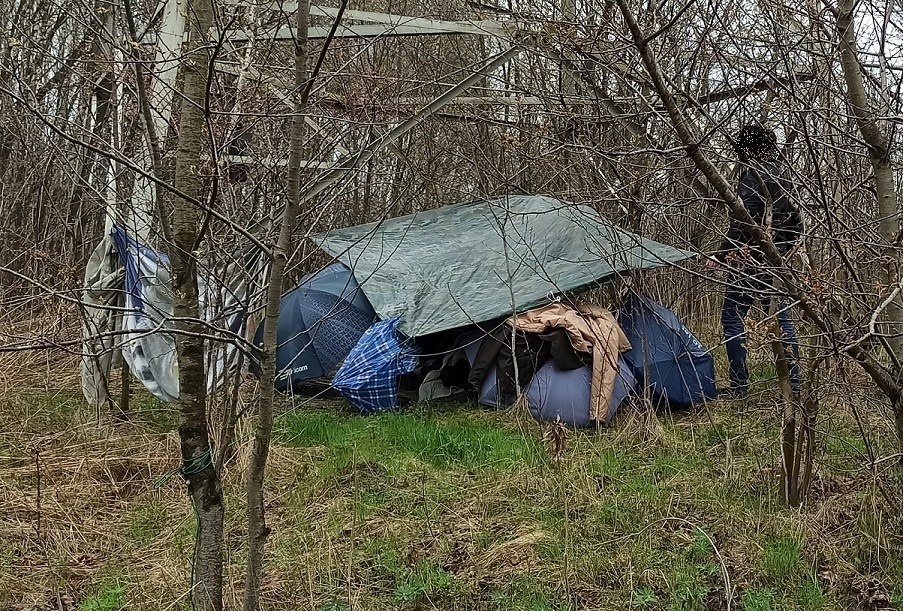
{"left": 706, "top": 124, "right": 802, "bottom": 398}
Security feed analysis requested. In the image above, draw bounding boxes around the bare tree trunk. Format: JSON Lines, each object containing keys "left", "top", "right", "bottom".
{"left": 117, "top": 332, "right": 130, "bottom": 422}
{"left": 215, "top": 353, "right": 244, "bottom": 471}
{"left": 242, "top": 3, "right": 309, "bottom": 610}
{"left": 770, "top": 309, "right": 798, "bottom": 506}
{"left": 836, "top": 0, "right": 903, "bottom": 454}
{"left": 167, "top": 0, "right": 223, "bottom": 609}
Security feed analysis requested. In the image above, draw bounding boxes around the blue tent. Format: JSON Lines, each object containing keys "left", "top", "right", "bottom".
{"left": 526, "top": 359, "right": 636, "bottom": 427}
{"left": 251, "top": 263, "right": 377, "bottom": 391}
{"left": 332, "top": 318, "right": 418, "bottom": 414}
{"left": 618, "top": 295, "right": 716, "bottom": 407}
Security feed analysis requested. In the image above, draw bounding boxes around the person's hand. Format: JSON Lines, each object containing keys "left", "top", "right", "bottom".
{"left": 704, "top": 256, "right": 719, "bottom": 270}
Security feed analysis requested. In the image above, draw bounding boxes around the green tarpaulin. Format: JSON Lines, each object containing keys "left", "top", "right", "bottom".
{"left": 313, "top": 196, "right": 695, "bottom": 337}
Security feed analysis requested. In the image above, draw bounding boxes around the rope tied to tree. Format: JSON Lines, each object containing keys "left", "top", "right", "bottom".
{"left": 154, "top": 449, "right": 214, "bottom": 488}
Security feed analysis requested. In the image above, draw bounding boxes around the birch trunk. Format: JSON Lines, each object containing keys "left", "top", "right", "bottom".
{"left": 836, "top": 0, "right": 903, "bottom": 452}
{"left": 168, "top": 0, "right": 223, "bottom": 609}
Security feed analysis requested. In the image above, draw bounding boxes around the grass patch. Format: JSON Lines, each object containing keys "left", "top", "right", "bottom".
{"left": 125, "top": 499, "right": 169, "bottom": 546}
{"left": 130, "top": 393, "right": 180, "bottom": 432}
{"left": 488, "top": 577, "right": 567, "bottom": 611}
{"left": 391, "top": 560, "right": 459, "bottom": 603}
{"left": 81, "top": 577, "right": 126, "bottom": 611}
{"left": 624, "top": 475, "right": 662, "bottom": 501}
{"left": 591, "top": 448, "right": 633, "bottom": 477}
{"left": 631, "top": 586, "right": 659, "bottom": 608}
{"left": 661, "top": 557, "right": 719, "bottom": 611}
{"left": 741, "top": 588, "right": 774, "bottom": 611}
{"left": 652, "top": 450, "right": 704, "bottom": 478}
{"left": 749, "top": 362, "right": 777, "bottom": 384}
{"left": 795, "top": 575, "right": 826, "bottom": 609}
{"left": 356, "top": 541, "right": 462, "bottom": 604}
{"left": 762, "top": 535, "right": 802, "bottom": 581}
{"left": 823, "top": 433, "right": 868, "bottom": 460}
{"left": 3, "top": 376, "right": 901, "bottom": 610}
{"left": 8, "top": 391, "right": 83, "bottom": 431}
{"left": 277, "top": 408, "right": 543, "bottom": 472}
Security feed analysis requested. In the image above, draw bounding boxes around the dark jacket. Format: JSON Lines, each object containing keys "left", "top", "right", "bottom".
{"left": 717, "top": 160, "right": 801, "bottom": 260}
{"left": 469, "top": 325, "right": 549, "bottom": 405}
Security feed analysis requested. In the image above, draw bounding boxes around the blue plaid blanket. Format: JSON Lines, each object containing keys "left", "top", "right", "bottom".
{"left": 332, "top": 318, "right": 418, "bottom": 413}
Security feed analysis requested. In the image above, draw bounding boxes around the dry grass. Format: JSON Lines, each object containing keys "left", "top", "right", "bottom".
{"left": 0, "top": 394, "right": 182, "bottom": 608}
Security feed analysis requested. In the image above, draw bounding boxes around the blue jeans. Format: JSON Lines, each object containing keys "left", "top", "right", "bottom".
{"left": 721, "top": 270, "right": 800, "bottom": 393}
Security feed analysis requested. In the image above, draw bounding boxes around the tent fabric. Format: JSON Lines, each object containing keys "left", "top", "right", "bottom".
{"left": 460, "top": 331, "right": 503, "bottom": 407}
{"left": 618, "top": 295, "right": 716, "bottom": 407}
{"left": 526, "top": 358, "right": 636, "bottom": 427}
{"left": 251, "top": 263, "right": 376, "bottom": 391}
{"left": 313, "top": 195, "right": 695, "bottom": 337}
{"left": 290, "top": 261, "right": 375, "bottom": 313}
{"left": 508, "top": 302, "right": 631, "bottom": 421}
{"left": 80, "top": 235, "right": 124, "bottom": 407}
{"left": 332, "top": 318, "right": 418, "bottom": 413}
{"left": 99, "top": 226, "right": 250, "bottom": 402}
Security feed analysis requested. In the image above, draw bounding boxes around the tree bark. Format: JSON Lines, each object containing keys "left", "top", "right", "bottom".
{"left": 242, "top": 3, "right": 310, "bottom": 610}
{"left": 167, "top": 1, "right": 223, "bottom": 610}
{"left": 836, "top": 0, "right": 903, "bottom": 455}
{"left": 117, "top": 355, "right": 130, "bottom": 422}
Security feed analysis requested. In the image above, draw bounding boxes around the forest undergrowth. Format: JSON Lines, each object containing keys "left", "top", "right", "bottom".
{"left": 0, "top": 318, "right": 900, "bottom": 611}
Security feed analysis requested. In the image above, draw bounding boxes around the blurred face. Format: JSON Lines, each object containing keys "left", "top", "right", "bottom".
{"left": 736, "top": 128, "right": 775, "bottom": 161}
{"left": 746, "top": 146, "right": 766, "bottom": 161}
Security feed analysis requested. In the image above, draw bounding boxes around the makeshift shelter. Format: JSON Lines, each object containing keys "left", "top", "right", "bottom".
{"left": 250, "top": 262, "right": 377, "bottom": 390}
{"left": 253, "top": 195, "right": 699, "bottom": 412}
{"left": 413, "top": 302, "right": 641, "bottom": 426}
{"left": 452, "top": 304, "right": 637, "bottom": 424}
{"left": 312, "top": 196, "right": 695, "bottom": 337}
{"left": 83, "top": 197, "right": 705, "bottom": 419}
{"left": 618, "top": 294, "right": 716, "bottom": 407}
